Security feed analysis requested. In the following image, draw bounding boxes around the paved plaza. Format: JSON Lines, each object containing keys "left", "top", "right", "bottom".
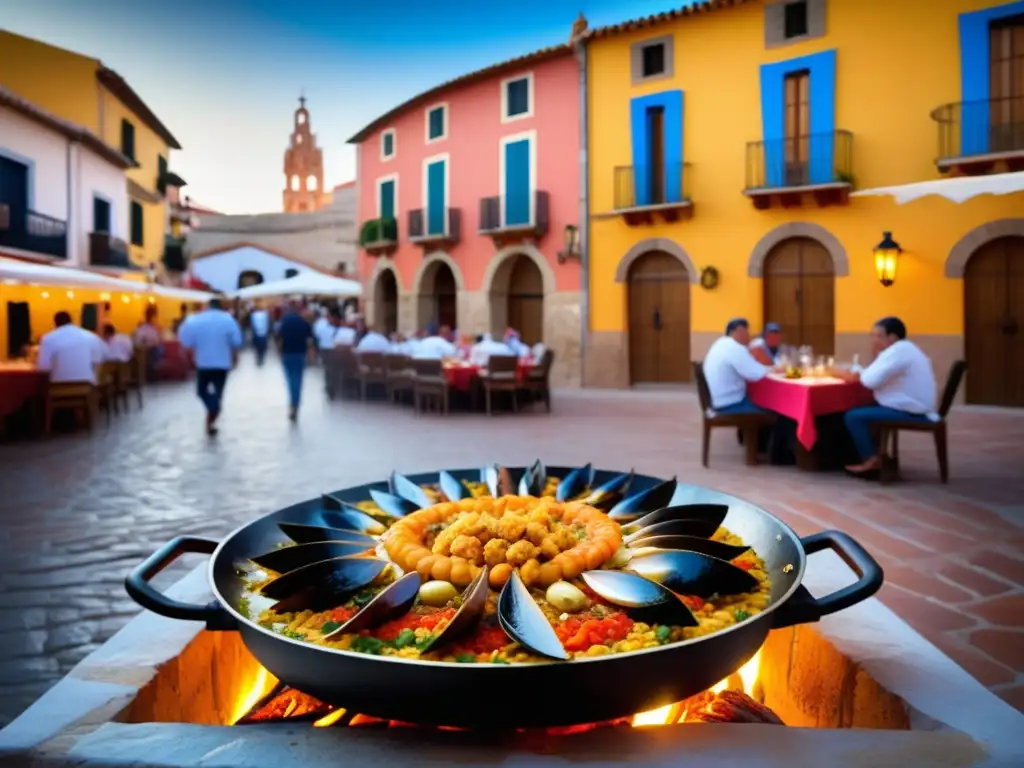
{"left": 0, "top": 355, "right": 1022, "bottom": 726}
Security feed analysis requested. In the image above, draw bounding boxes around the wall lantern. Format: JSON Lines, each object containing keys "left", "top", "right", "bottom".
{"left": 873, "top": 231, "right": 901, "bottom": 287}
{"left": 700, "top": 266, "right": 719, "bottom": 290}
{"left": 557, "top": 224, "right": 582, "bottom": 264}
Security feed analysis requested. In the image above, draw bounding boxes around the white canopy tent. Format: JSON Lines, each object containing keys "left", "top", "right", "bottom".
{"left": 230, "top": 271, "right": 362, "bottom": 300}
{"left": 851, "top": 171, "right": 1024, "bottom": 205}
{"left": 149, "top": 284, "right": 217, "bottom": 302}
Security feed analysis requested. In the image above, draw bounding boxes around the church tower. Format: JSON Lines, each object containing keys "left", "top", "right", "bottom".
{"left": 283, "top": 96, "right": 324, "bottom": 212}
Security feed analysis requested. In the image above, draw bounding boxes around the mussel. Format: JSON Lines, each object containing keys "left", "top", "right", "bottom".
{"left": 277, "top": 522, "right": 376, "bottom": 547}
{"left": 581, "top": 570, "right": 698, "bottom": 627}
{"left": 322, "top": 572, "right": 421, "bottom": 639}
{"left": 318, "top": 496, "right": 388, "bottom": 535}
{"left": 583, "top": 469, "right": 634, "bottom": 509}
{"left": 625, "top": 535, "right": 750, "bottom": 561}
{"left": 261, "top": 556, "right": 388, "bottom": 612}
{"left": 497, "top": 571, "right": 569, "bottom": 660}
{"left": 439, "top": 470, "right": 472, "bottom": 501}
{"left": 518, "top": 460, "right": 548, "bottom": 497}
{"left": 368, "top": 488, "right": 420, "bottom": 519}
{"left": 620, "top": 504, "right": 729, "bottom": 534}
{"left": 627, "top": 550, "right": 760, "bottom": 599}
{"left": 556, "top": 463, "right": 594, "bottom": 502}
{"left": 484, "top": 464, "right": 503, "bottom": 497}
{"left": 606, "top": 478, "right": 679, "bottom": 521}
{"left": 622, "top": 518, "right": 721, "bottom": 544}
{"left": 420, "top": 566, "right": 491, "bottom": 653}
{"left": 388, "top": 472, "right": 434, "bottom": 509}
{"left": 251, "top": 540, "right": 373, "bottom": 573}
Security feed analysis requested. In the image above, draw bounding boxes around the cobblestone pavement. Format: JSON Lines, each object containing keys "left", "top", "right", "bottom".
{"left": 1, "top": 355, "right": 1023, "bottom": 726}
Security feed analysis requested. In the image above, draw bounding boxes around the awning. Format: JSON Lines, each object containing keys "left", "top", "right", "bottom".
{"left": 0, "top": 257, "right": 142, "bottom": 291}
{"left": 149, "top": 284, "right": 215, "bottom": 302}
{"left": 851, "top": 171, "right": 1024, "bottom": 205}
{"left": 230, "top": 271, "right": 362, "bottom": 300}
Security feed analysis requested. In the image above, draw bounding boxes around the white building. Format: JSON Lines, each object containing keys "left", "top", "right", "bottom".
{"left": 0, "top": 86, "right": 134, "bottom": 268}
{"left": 188, "top": 242, "right": 344, "bottom": 294}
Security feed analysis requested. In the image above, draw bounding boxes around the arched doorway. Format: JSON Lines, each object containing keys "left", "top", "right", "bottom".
{"left": 374, "top": 269, "right": 398, "bottom": 335}
{"left": 417, "top": 261, "right": 457, "bottom": 330}
{"left": 964, "top": 236, "right": 1024, "bottom": 407}
{"left": 238, "top": 270, "right": 263, "bottom": 289}
{"left": 627, "top": 252, "right": 690, "bottom": 384}
{"left": 762, "top": 237, "right": 835, "bottom": 354}
{"left": 505, "top": 256, "right": 544, "bottom": 344}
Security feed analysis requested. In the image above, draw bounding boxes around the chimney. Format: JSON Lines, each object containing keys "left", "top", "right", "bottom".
{"left": 570, "top": 12, "right": 588, "bottom": 42}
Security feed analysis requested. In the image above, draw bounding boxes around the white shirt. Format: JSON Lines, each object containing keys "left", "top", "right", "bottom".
{"left": 37, "top": 325, "right": 106, "bottom": 384}
{"left": 105, "top": 333, "right": 134, "bottom": 363}
{"left": 316, "top": 322, "right": 341, "bottom": 349}
{"left": 860, "top": 339, "right": 937, "bottom": 417}
{"left": 250, "top": 309, "right": 270, "bottom": 337}
{"left": 178, "top": 309, "right": 243, "bottom": 370}
{"left": 391, "top": 339, "right": 419, "bottom": 356}
{"left": 703, "top": 336, "right": 769, "bottom": 409}
{"left": 469, "top": 337, "right": 515, "bottom": 367}
{"left": 356, "top": 331, "right": 392, "bottom": 353}
{"left": 505, "top": 336, "right": 531, "bottom": 358}
{"left": 312, "top": 315, "right": 329, "bottom": 342}
{"left": 133, "top": 322, "right": 160, "bottom": 347}
{"left": 331, "top": 326, "right": 356, "bottom": 347}
{"left": 413, "top": 335, "right": 458, "bottom": 359}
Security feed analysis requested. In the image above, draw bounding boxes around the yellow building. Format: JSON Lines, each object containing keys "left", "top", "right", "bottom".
{"left": 583, "top": 0, "right": 1024, "bottom": 408}
{"left": 0, "top": 30, "right": 184, "bottom": 275}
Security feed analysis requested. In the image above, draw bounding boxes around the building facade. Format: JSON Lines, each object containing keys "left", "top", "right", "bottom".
{"left": 582, "top": 0, "right": 1024, "bottom": 407}
{"left": 0, "top": 30, "right": 185, "bottom": 278}
{"left": 350, "top": 33, "right": 585, "bottom": 385}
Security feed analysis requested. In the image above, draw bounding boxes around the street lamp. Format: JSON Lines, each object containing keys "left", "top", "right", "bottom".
{"left": 557, "top": 224, "right": 581, "bottom": 264}
{"left": 873, "top": 231, "right": 901, "bottom": 287}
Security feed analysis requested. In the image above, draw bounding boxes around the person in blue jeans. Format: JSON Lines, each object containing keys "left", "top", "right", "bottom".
{"left": 277, "top": 302, "right": 314, "bottom": 421}
{"left": 177, "top": 298, "right": 243, "bottom": 436}
{"left": 837, "top": 317, "right": 938, "bottom": 477}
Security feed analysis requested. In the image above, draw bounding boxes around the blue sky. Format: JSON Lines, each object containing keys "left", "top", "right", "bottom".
{"left": 2, "top": 0, "right": 690, "bottom": 214}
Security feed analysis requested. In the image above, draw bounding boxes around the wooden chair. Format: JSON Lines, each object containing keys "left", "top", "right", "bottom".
{"left": 95, "top": 362, "right": 118, "bottom": 424}
{"left": 385, "top": 354, "right": 414, "bottom": 404}
{"left": 518, "top": 349, "right": 554, "bottom": 413}
{"left": 411, "top": 358, "right": 449, "bottom": 415}
{"left": 334, "top": 346, "right": 361, "bottom": 400}
{"left": 481, "top": 355, "right": 520, "bottom": 416}
{"left": 122, "top": 347, "right": 145, "bottom": 409}
{"left": 692, "top": 361, "right": 777, "bottom": 467}
{"left": 44, "top": 381, "right": 97, "bottom": 435}
{"left": 877, "top": 360, "right": 967, "bottom": 484}
{"left": 113, "top": 361, "right": 131, "bottom": 413}
{"left": 356, "top": 352, "right": 389, "bottom": 401}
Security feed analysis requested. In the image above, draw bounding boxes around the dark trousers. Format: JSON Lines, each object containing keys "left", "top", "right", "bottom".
{"left": 196, "top": 368, "right": 229, "bottom": 416}
{"left": 253, "top": 334, "right": 269, "bottom": 365}
{"left": 282, "top": 353, "right": 306, "bottom": 409}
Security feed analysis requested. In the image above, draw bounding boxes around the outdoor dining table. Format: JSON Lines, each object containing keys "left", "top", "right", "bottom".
{"left": 442, "top": 360, "right": 535, "bottom": 392}
{"left": 0, "top": 361, "right": 47, "bottom": 436}
{"left": 154, "top": 339, "right": 191, "bottom": 381}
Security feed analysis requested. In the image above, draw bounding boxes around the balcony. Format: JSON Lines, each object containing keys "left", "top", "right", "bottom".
{"left": 931, "top": 97, "right": 1024, "bottom": 174}
{"left": 612, "top": 162, "right": 693, "bottom": 225}
{"left": 89, "top": 232, "right": 133, "bottom": 268}
{"left": 162, "top": 236, "right": 188, "bottom": 273}
{"left": 408, "top": 207, "right": 461, "bottom": 249}
{"left": 743, "top": 130, "right": 853, "bottom": 209}
{"left": 0, "top": 206, "right": 67, "bottom": 259}
{"left": 358, "top": 217, "right": 398, "bottom": 257}
{"left": 478, "top": 191, "right": 549, "bottom": 244}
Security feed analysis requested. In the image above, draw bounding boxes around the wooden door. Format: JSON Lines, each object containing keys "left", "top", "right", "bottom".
{"left": 964, "top": 236, "right": 1024, "bottom": 407}
{"left": 506, "top": 256, "right": 544, "bottom": 345}
{"left": 376, "top": 270, "right": 398, "bottom": 335}
{"left": 763, "top": 237, "right": 835, "bottom": 355}
{"left": 628, "top": 252, "right": 690, "bottom": 384}
{"left": 784, "top": 71, "right": 810, "bottom": 186}
{"left": 989, "top": 16, "right": 1024, "bottom": 153}
{"left": 433, "top": 264, "right": 457, "bottom": 330}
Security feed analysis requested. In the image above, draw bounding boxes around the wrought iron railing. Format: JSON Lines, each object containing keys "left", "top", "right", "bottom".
{"left": 931, "top": 96, "right": 1024, "bottom": 161}
{"left": 89, "top": 232, "right": 132, "bottom": 268}
{"left": 478, "top": 191, "right": 549, "bottom": 234}
{"left": 162, "top": 236, "right": 188, "bottom": 272}
{"left": 408, "top": 207, "right": 461, "bottom": 242}
{"left": 745, "top": 130, "right": 853, "bottom": 190}
{"left": 0, "top": 207, "right": 67, "bottom": 259}
{"left": 613, "top": 162, "right": 692, "bottom": 210}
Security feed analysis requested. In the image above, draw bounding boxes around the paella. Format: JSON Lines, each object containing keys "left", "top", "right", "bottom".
{"left": 239, "top": 463, "right": 771, "bottom": 664}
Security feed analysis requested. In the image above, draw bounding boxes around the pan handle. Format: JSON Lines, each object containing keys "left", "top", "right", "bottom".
{"left": 124, "top": 536, "right": 237, "bottom": 631}
{"left": 772, "top": 530, "right": 884, "bottom": 629}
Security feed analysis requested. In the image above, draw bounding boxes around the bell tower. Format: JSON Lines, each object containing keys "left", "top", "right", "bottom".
{"left": 283, "top": 95, "right": 324, "bottom": 212}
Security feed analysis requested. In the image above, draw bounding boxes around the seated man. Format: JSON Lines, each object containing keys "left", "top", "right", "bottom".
{"left": 840, "top": 317, "right": 937, "bottom": 476}
{"left": 413, "top": 325, "right": 458, "bottom": 360}
{"left": 101, "top": 323, "right": 134, "bottom": 363}
{"left": 749, "top": 322, "right": 782, "bottom": 366}
{"left": 355, "top": 328, "right": 392, "bottom": 353}
{"left": 469, "top": 333, "right": 514, "bottom": 368}
{"left": 702, "top": 318, "right": 770, "bottom": 414}
{"left": 38, "top": 311, "right": 105, "bottom": 384}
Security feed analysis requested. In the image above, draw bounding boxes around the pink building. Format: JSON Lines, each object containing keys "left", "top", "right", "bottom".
{"left": 349, "top": 42, "right": 582, "bottom": 384}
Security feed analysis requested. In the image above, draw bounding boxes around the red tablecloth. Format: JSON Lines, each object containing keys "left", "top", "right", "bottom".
{"left": 443, "top": 362, "right": 534, "bottom": 392}
{"left": 748, "top": 375, "right": 874, "bottom": 449}
{"left": 154, "top": 340, "right": 192, "bottom": 381}
{"left": 0, "top": 368, "right": 47, "bottom": 418}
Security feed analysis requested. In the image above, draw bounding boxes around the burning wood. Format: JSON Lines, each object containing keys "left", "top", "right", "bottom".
{"left": 680, "top": 690, "right": 784, "bottom": 725}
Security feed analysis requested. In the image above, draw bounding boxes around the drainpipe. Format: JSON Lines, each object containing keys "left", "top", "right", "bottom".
{"left": 65, "top": 140, "right": 74, "bottom": 265}
{"left": 573, "top": 37, "right": 589, "bottom": 388}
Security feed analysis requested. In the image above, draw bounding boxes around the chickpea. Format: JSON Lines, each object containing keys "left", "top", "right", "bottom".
{"left": 449, "top": 557, "right": 472, "bottom": 587}
{"left": 483, "top": 538, "right": 510, "bottom": 567}
{"left": 506, "top": 539, "right": 540, "bottom": 566}
{"left": 539, "top": 535, "right": 562, "bottom": 560}
{"left": 520, "top": 558, "right": 542, "bottom": 587}
{"left": 430, "top": 556, "right": 453, "bottom": 582}
{"left": 489, "top": 563, "right": 513, "bottom": 588}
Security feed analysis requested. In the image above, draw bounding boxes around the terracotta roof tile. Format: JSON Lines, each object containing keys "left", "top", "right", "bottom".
{"left": 586, "top": 0, "right": 751, "bottom": 39}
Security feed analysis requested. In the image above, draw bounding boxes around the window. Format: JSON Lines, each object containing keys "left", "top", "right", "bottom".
{"left": 120, "top": 119, "right": 135, "bottom": 160}
{"left": 502, "top": 75, "right": 533, "bottom": 122}
{"left": 630, "top": 35, "right": 674, "bottom": 84}
{"left": 377, "top": 176, "right": 398, "bottom": 219}
{"left": 92, "top": 197, "right": 111, "bottom": 233}
{"left": 157, "top": 154, "right": 168, "bottom": 195}
{"left": 784, "top": 1, "right": 809, "bottom": 39}
{"left": 284, "top": 268, "right": 299, "bottom": 278}
{"left": 130, "top": 201, "right": 144, "bottom": 246}
{"left": 307, "top": 175, "right": 318, "bottom": 191}
{"left": 290, "top": 175, "right": 300, "bottom": 191}
{"left": 381, "top": 129, "right": 396, "bottom": 160}
{"left": 426, "top": 104, "right": 447, "bottom": 143}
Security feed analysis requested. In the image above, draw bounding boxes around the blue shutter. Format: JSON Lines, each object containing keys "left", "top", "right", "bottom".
{"left": 427, "top": 160, "right": 446, "bottom": 235}
{"left": 503, "top": 139, "right": 531, "bottom": 226}
{"left": 379, "top": 180, "right": 395, "bottom": 220}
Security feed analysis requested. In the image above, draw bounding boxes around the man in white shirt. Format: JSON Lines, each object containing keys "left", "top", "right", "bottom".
{"left": 503, "top": 329, "right": 531, "bottom": 358}
{"left": 702, "top": 318, "right": 771, "bottom": 414}
{"left": 249, "top": 304, "right": 270, "bottom": 366}
{"left": 178, "top": 298, "right": 243, "bottom": 436}
{"left": 413, "top": 326, "right": 458, "bottom": 360}
{"left": 356, "top": 328, "right": 392, "bottom": 353}
{"left": 840, "top": 317, "right": 936, "bottom": 475}
{"left": 101, "top": 323, "right": 134, "bottom": 363}
{"left": 37, "top": 312, "right": 105, "bottom": 384}
{"left": 469, "top": 333, "right": 515, "bottom": 367}
{"left": 331, "top": 319, "right": 357, "bottom": 348}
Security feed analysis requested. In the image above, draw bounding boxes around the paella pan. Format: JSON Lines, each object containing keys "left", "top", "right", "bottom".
{"left": 126, "top": 463, "right": 883, "bottom": 727}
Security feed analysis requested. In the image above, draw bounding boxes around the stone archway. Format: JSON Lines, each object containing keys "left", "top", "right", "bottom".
{"left": 614, "top": 238, "right": 699, "bottom": 283}
{"left": 412, "top": 252, "right": 464, "bottom": 331}
{"left": 373, "top": 268, "right": 399, "bottom": 335}
{"left": 747, "top": 222, "right": 849, "bottom": 278}
{"left": 482, "top": 244, "right": 556, "bottom": 339}
{"left": 946, "top": 218, "right": 1024, "bottom": 278}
